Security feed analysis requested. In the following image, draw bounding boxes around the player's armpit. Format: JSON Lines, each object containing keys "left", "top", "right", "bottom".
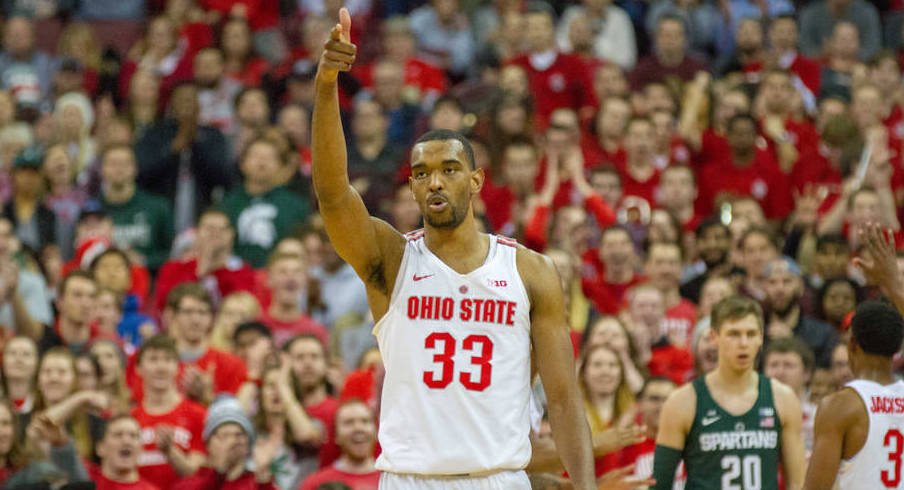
{"left": 802, "top": 392, "right": 855, "bottom": 490}
{"left": 773, "top": 380, "right": 806, "bottom": 490}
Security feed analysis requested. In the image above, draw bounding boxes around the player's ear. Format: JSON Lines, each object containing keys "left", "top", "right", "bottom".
{"left": 470, "top": 167, "right": 484, "bottom": 194}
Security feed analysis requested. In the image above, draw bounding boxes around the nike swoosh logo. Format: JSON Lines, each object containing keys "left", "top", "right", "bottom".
{"left": 413, "top": 273, "right": 434, "bottom": 281}
{"left": 701, "top": 416, "right": 721, "bottom": 427}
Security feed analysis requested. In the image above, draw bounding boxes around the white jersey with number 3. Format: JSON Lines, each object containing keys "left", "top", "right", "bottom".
{"left": 837, "top": 379, "right": 904, "bottom": 489}
{"left": 373, "top": 231, "right": 533, "bottom": 476}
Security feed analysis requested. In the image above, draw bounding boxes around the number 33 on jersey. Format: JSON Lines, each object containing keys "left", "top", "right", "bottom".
{"left": 373, "top": 232, "right": 534, "bottom": 476}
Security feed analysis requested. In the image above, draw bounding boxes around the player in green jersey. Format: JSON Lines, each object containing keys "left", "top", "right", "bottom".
{"left": 651, "top": 295, "right": 806, "bottom": 490}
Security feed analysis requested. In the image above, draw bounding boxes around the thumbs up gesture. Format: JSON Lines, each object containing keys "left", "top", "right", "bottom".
{"left": 317, "top": 7, "right": 356, "bottom": 83}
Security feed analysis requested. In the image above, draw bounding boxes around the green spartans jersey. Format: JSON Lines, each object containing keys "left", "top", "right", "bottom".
{"left": 682, "top": 374, "right": 782, "bottom": 490}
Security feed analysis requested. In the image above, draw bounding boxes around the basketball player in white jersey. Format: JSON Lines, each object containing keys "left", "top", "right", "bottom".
{"left": 803, "top": 300, "right": 904, "bottom": 490}
{"left": 312, "top": 9, "right": 596, "bottom": 490}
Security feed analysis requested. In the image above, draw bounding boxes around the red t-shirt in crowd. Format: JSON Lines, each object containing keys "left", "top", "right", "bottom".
{"left": 696, "top": 128, "right": 732, "bottom": 168}
{"left": 616, "top": 163, "right": 661, "bottom": 205}
{"left": 617, "top": 414, "right": 686, "bottom": 486}
{"left": 173, "top": 467, "right": 278, "bottom": 490}
{"left": 154, "top": 257, "right": 258, "bottom": 313}
{"left": 664, "top": 299, "right": 698, "bottom": 352}
{"left": 508, "top": 52, "right": 598, "bottom": 128}
{"left": 299, "top": 466, "right": 381, "bottom": 490}
{"left": 132, "top": 398, "right": 207, "bottom": 490}
{"left": 89, "top": 465, "right": 161, "bottom": 490}
{"left": 307, "top": 396, "right": 342, "bottom": 468}
{"left": 790, "top": 144, "right": 843, "bottom": 215}
{"left": 128, "top": 348, "right": 248, "bottom": 403}
{"left": 258, "top": 311, "right": 329, "bottom": 348}
{"left": 648, "top": 341, "right": 694, "bottom": 385}
{"left": 355, "top": 57, "right": 448, "bottom": 99}
{"left": 698, "top": 148, "right": 793, "bottom": 219}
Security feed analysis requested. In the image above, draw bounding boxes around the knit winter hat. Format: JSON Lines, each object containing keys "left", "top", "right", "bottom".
{"left": 203, "top": 396, "right": 255, "bottom": 446}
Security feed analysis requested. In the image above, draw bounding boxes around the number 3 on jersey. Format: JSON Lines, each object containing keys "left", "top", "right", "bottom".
{"left": 883, "top": 428, "right": 903, "bottom": 488}
{"left": 423, "top": 332, "right": 493, "bottom": 391}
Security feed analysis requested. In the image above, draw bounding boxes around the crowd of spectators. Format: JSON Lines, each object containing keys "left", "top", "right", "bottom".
{"left": 0, "top": 0, "right": 903, "bottom": 487}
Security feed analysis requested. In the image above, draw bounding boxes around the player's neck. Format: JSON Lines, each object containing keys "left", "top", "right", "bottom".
{"left": 711, "top": 365, "right": 757, "bottom": 391}
{"left": 853, "top": 356, "right": 896, "bottom": 385}
{"left": 424, "top": 218, "right": 488, "bottom": 270}
{"left": 335, "top": 454, "right": 376, "bottom": 473}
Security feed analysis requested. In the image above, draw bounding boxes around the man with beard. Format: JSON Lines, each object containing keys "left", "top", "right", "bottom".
{"left": 313, "top": 9, "right": 595, "bottom": 489}
{"left": 646, "top": 242, "right": 697, "bottom": 351}
{"left": 300, "top": 400, "right": 381, "bottom": 490}
{"left": 763, "top": 257, "right": 839, "bottom": 368}
{"left": 681, "top": 218, "right": 731, "bottom": 304}
{"left": 715, "top": 17, "right": 766, "bottom": 77}
{"left": 92, "top": 415, "right": 159, "bottom": 490}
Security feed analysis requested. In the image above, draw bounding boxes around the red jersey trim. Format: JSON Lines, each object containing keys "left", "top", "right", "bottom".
{"left": 405, "top": 229, "right": 425, "bottom": 241}
{"left": 496, "top": 235, "right": 518, "bottom": 247}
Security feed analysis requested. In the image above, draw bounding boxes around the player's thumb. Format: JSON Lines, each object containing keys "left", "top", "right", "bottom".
{"left": 339, "top": 7, "right": 351, "bottom": 41}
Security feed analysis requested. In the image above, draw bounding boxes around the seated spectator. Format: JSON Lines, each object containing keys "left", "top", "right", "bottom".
{"left": 698, "top": 113, "right": 793, "bottom": 220}
{"left": 818, "top": 277, "right": 860, "bottom": 332}
{"left": 254, "top": 362, "right": 323, "bottom": 489}
{"left": 629, "top": 15, "right": 707, "bottom": 93}
{"left": 284, "top": 335, "right": 341, "bottom": 468}
{"left": 508, "top": 3, "right": 597, "bottom": 127}
{"left": 762, "top": 337, "right": 817, "bottom": 452}
{"left": 154, "top": 208, "right": 256, "bottom": 313}
{"left": 220, "top": 18, "right": 269, "bottom": 88}
{"left": 173, "top": 396, "right": 278, "bottom": 489}
{"left": 210, "top": 292, "right": 261, "bottom": 352}
{"left": 347, "top": 98, "right": 408, "bottom": 219}
{"left": 221, "top": 135, "right": 312, "bottom": 268}
{"left": 131, "top": 335, "right": 206, "bottom": 489}
{"left": 0, "top": 17, "right": 57, "bottom": 109}
{"left": 556, "top": 0, "right": 636, "bottom": 70}
{"left": 625, "top": 284, "right": 694, "bottom": 384}
{"left": 578, "top": 344, "right": 636, "bottom": 477}
{"left": 134, "top": 82, "right": 232, "bottom": 235}
{"left": 762, "top": 257, "right": 838, "bottom": 368}
{"left": 3, "top": 336, "right": 39, "bottom": 413}
{"left": 409, "top": 0, "right": 476, "bottom": 79}
{"left": 100, "top": 144, "right": 174, "bottom": 272}
{"left": 42, "top": 144, "right": 88, "bottom": 261}
{"left": 5, "top": 146, "right": 57, "bottom": 254}
{"left": 300, "top": 400, "right": 380, "bottom": 490}
{"left": 799, "top": 0, "right": 880, "bottom": 61}
{"left": 0, "top": 215, "right": 53, "bottom": 333}
{"left": 90, "top": 249, "right": 156, "bottom": 351}
{"left": 194, "top": 47, "right": 242, "bottom": 137}
{"left": 260, "top": 252, "right": 328, "bottom": 348}
{"left": 616, "top": 377, "right": 683, "bottom": 485}
{"left": 89, "top": 340, "right": 133, "bottom": 415}
{"left": 90, "top": 415, "right": 158, "bottom": 490}
{"left": 581, "top": 316, "right": 646, "bottom": 394}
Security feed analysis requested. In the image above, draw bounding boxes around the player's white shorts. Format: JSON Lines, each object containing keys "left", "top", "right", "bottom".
{"left": 379, "top": 470, "right": 530, "bottom": 489}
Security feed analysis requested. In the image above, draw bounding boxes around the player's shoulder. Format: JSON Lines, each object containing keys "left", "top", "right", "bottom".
{"left": 514, "top": 242, "right": 557, "bottom": 278}
{"left": 663, "top": 382, "right": 698, "bottom": 413}
{"left": 818, "top": 386, "right": 865, "bottom": 417}
{"left": 768, "top": 377, "right": 798, "bottom": 402}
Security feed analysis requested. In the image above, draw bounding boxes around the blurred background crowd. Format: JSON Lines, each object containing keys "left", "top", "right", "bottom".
{"left": 0, "top": 0, "right": 902, "bottom": 487}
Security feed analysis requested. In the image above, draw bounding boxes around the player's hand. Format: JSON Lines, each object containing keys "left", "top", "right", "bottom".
{"left": 854, "top": 222, "right": 902, "bottom": 295}
{"left": 316, "top": 7, "right": 356, "bottom": 84}
{"left": 597, "top": 464, "right": 655, "bottom": 490}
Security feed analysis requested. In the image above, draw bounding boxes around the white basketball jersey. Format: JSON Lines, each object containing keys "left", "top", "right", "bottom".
{"left": 373, "top": 231, "right": 533, "bottom": 475}
{"left": 837, "top": 379, "right": 904, "bottom": 490}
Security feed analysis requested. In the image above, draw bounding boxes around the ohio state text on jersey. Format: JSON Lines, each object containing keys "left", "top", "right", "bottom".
{"left": 373, "top": 231, "right": 533, "bottom": 475}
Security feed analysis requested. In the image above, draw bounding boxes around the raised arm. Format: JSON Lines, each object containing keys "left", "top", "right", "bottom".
{"left": 312, "top": 8, "right": 404, "bottom": 294}
{"left": 853, "top": 223, "right": 904, "bottom": 314}
{"left": 519, "top": 249, "right": 595, "bottom": 490}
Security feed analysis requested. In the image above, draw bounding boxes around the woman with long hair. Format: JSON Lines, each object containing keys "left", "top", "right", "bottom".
{"left": 125, "top": 69, "right": 161, "bottom": 137}
{"left": 41, "top": 144, "right": 88, "bottom": 260}
{"left": 254, "top": 363, "right": 323, "bottom": 490}
{"left": 89, "top": 340, "right": 132, "bottom": 416}
{"left": 30, "top": 348, "right": 107, "bottom": 462}
{"left": 220, "top": 18, "right": 269, "bottom": 87}
{"left": 1, "top": 337, "right": 38, "bottom": 415}
{"left": 582, "top": 316, "right": 646, "bottom": 394}
{"left": 53, "top": 93, "right": 97, "bottom": 182}
{"left": 56, "top": 23, "right": 102, "bottom": 97}
{"left": 0, "top": 401, "right": 36, "bottom": 484}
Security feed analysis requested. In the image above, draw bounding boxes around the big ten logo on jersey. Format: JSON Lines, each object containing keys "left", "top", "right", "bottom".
{"left": 407, "top": 295, "right": 517, "bottom": 327}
